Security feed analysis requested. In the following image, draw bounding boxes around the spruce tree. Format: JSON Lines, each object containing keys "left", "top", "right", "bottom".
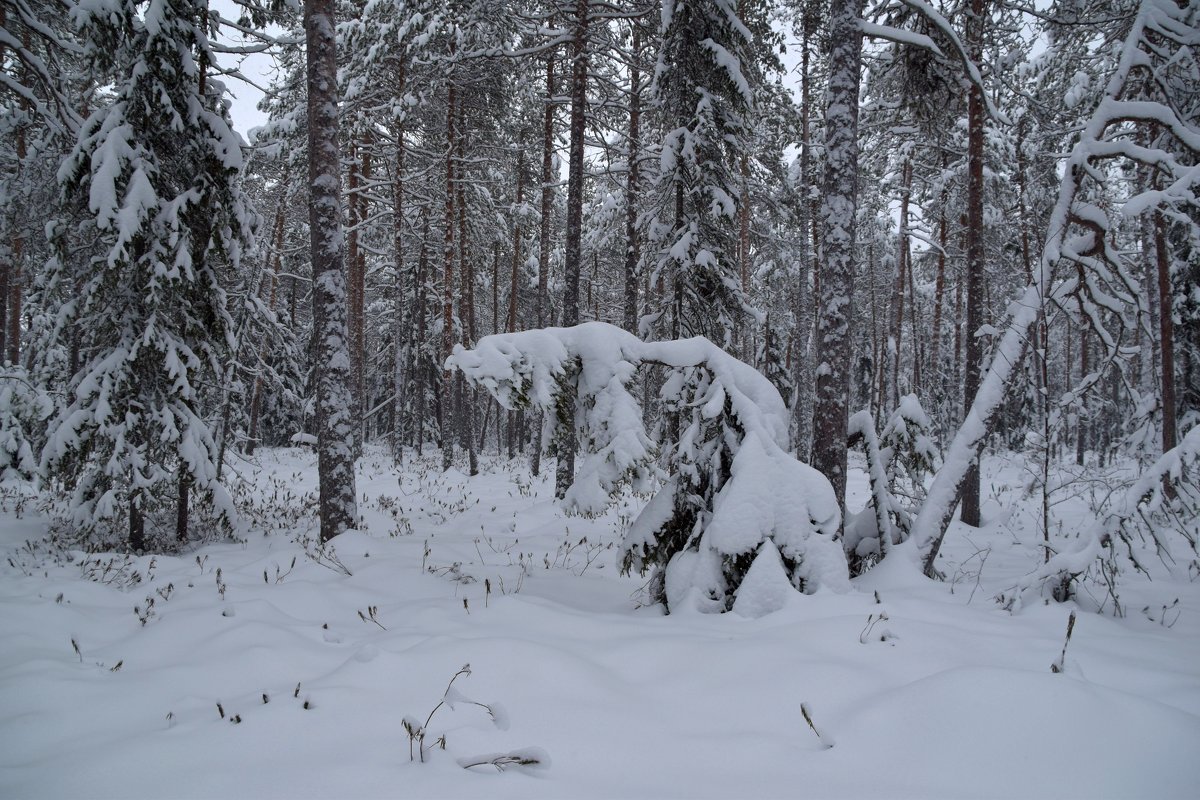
{"left": 41, "top": 0, "right": 252, "bottom": 549}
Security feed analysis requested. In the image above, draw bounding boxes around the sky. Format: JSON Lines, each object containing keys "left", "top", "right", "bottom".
{"left": 212, "top": 0, "right": 273, "bottom": 138}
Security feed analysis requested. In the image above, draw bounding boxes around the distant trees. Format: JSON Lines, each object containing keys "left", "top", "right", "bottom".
{"left": 1, "top": 0, "right": 1196, "bottom": 589}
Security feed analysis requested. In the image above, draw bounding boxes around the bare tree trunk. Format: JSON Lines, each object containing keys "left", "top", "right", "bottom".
{"left": 623, "top": 22, "right": 642, "bottom": 335}
{"left": 738, "top": 150, "right": 752, "bottom": 361}
{"left": 810, "top": 0, "right": 864, "bottom": 519}
{"left": 960, "top": 0, "right": 986, "bottom": 527}
{"left": 129, "top": 493, "right": 145, "bottom": 553}
{"left": 175, "top": 473, "right": 191, "bottom": 544}
{"left": 347, "top": 141, "right": 364, "bottom": 455}
{"left": 305, "top": 0, "right": 358, "bottom": 541}
{"left": 1076, "top": 329, "right": 1089, "bottom": 465}
{"left": 1155, "top": 209, "right": 1177, "bottom": 454}
{"left": 556, "top": 0, "right": 589, "bottom": 498}
{"left": 7, "top": 117, "right": 24, "bottom": 365}
{"left": 906, "top": 229, "right": 923, "bottom": 395}
{"left": 457, "top": 100, "right": 478, "bottom": 477}
{"left": 791, "top": 10, "right": 816, "bottom": 456}
{"left": 414, "top": 209, "right": 430, "bottom": 452}
{"left": 890, "top": 160, "right": 910, "bottom": 412}
{"left": 391, "top": 118, "right": 407, "bottom": 463}
{"left": 248, "top": 194, "right": 287, "bottom": 455}
{"left": 532, "top": 54, "right": 557, "bottom": 479}
{"left": 441, "top": 67, "right": 458, "bottom": 472}
{"left": 358, "top": 133, "right": 372, "bottom": 443}
{"left": 0, "top": 5, "right": 6, "bottom": 362}
{"left": 509, "top": 153, "right": 525, "bottom": 334}
{"left": 930, "top": 158, "right": 948, "bottom": 380}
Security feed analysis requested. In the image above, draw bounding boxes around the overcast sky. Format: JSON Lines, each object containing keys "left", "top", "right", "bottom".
{"left": 212, "top": 0, "right": 273, "bottom": 138}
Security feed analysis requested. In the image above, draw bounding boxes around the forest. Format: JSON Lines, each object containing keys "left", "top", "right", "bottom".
{"left": 1, "top": 0, "right": 1198, "bottom": 797}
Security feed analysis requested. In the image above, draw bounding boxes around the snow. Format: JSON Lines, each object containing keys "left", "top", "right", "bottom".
{"left": 449, "top": 323, "right": 845, "bottom": 606}
{"left": 2, "top": 447, "right": 1198, "bottom": 798}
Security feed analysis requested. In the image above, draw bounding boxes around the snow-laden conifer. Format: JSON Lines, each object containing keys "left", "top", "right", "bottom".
{"left": 449, "top": 322, "right": 848, "bottom": 614}
{"left": 40, "top": 0, "right": 253, "bottom": 549}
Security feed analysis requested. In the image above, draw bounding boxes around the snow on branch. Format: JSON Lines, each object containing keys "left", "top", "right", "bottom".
{"left": 449, "top": 323, "right": 847, "bottom": 614}
{"left": 914, "top": 0, "right": 1200, "bottom": 576}
{"left": 1000, "top": 425, "right": 1200, "bottom": 614}
{"left": 885, "top": 0, "right": 1012, "bottom": 125}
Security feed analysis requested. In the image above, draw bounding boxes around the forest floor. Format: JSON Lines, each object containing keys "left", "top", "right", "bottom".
{"left": 1, "top": 447, "right": 1198, "bottom": 799}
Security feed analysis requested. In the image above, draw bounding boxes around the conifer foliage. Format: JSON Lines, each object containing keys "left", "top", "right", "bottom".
{"left": 39, "top": 0, "right": 251, "bottom": 550}
{"left": 649, "top": 0, "right": 759, "bottom": 348}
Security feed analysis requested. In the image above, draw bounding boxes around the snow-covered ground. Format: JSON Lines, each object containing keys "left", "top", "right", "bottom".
{"left": 2, "top": 447, "right": 1198, "bottom": 799}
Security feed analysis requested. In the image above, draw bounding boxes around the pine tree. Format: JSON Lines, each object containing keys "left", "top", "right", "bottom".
{"left": 810, "top": 0, "right": 864, "bottom": 522}
{"left": 304, "top": 0, "right": 358, "bottom": 541}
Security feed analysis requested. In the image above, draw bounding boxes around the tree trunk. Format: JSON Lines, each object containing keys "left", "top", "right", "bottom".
{"left": 7, "top": 172, "right": 23, "bottom": 365}
{"left": 791, "top": 11, "right": 816, "bottom": 456}
{"left": 1155, "top": 209, "right": 1177, "bottom": 455}
{"left": 441, "top": 68, "right": 458, "bottom": 472}
{"left": 891, "top": 159, "right": 910, "bottom": 412}
{"left": 533, "top": 54, "right": 557, "bottom": 479}
{"left": 457, "top": 99, "right": 478, "bottom": 477}
{"left": 0, "top": 4, "right": 6, "bottom": 362}
{"left": 930, "top": 159, "right": 948, "bottom": 379}
{"left": 175, "top": 473, "right": 191, "bottom": 544}
{"left": 414, "top": 209, "right": 430, "bottom": 452}
{"left": 556, "top": 0, "right": 589, "bottom": 498}
{"left": 304, "top": 0, "right": 358, "bottom": 542}
{"left": 357, "top": 133, "right": 372, "bottom": 443}
{"left": 509, "top": 153, "right": 525, "bottom": 334}
{"left": 347, "top": 141, "right": 364, "bottom": 455}
{"left": 392, "top": 118, "right": 407, "bottom": 463}
{"left": 129, "top": 493, "right": 145, "bottom": 553}
{"left": 738, "top": 151, "right": 752, "bottom": 361}
{"left": 623, "top": 22, "right": 642, "bottom": 335}
{"left": 248, "top": 192, "right": 288, "bottom": 455}
{"left": 960, "top": 0, "right": 986, "bottom": 528}
{"left": 811, "top": 0, "right": 864, "bottom": 520}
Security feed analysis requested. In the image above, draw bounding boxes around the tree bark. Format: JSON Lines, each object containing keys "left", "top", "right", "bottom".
{"left": 457, "top": 99, "right": 478, "bottom": 476}
{"left": 441, "top": 66, "right": 458, "bottom": 472}
{"left": 247, "top": 193, "right": 287, "bottom": 455}
{"left": 175, "top": 473, "right": 191, "bottom": 544}
{"left": 623, "top": 22, "right": 642, "bottom": 335}
{"left": 508, "top": 153, "right": 525, "bottom": 334}
{"left": 347, "top": 141, "right": 364, "bottom": 454}
{"left": 810, "top": 0, "right": 864, "bottom": 521}
{"left": 304, "top": 0, "right": 358, "bottom": 542}
{"left": 533, "top": 54, "right": 557, "bottom": 479}
{"left": 960, "top": 0, "right": 986, "bottom": 528}
{"left": 556, "top": 0, "right": 589, "bottom": 498}
{"left": 1155, "top": 209, "right": 1177, "bottom": 455}
{"left": 391, "top": 118, "right": 407, "bottom": 463}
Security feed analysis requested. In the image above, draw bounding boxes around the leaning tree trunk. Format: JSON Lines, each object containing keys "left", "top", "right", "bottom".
{"left": 304, "top": 0, "right": 358, "bottom": 542}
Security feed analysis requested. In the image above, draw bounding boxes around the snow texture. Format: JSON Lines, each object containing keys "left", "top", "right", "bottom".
{"left": 449, "top": 322, "right": 846, "bottom": 610}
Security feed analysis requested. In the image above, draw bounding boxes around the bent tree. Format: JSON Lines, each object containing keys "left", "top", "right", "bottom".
{"left": 915, "top": 0, "right": 1200, "bottom": 577}
{"left": 448, "top": 322, "right": 848, "bottom": 615}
